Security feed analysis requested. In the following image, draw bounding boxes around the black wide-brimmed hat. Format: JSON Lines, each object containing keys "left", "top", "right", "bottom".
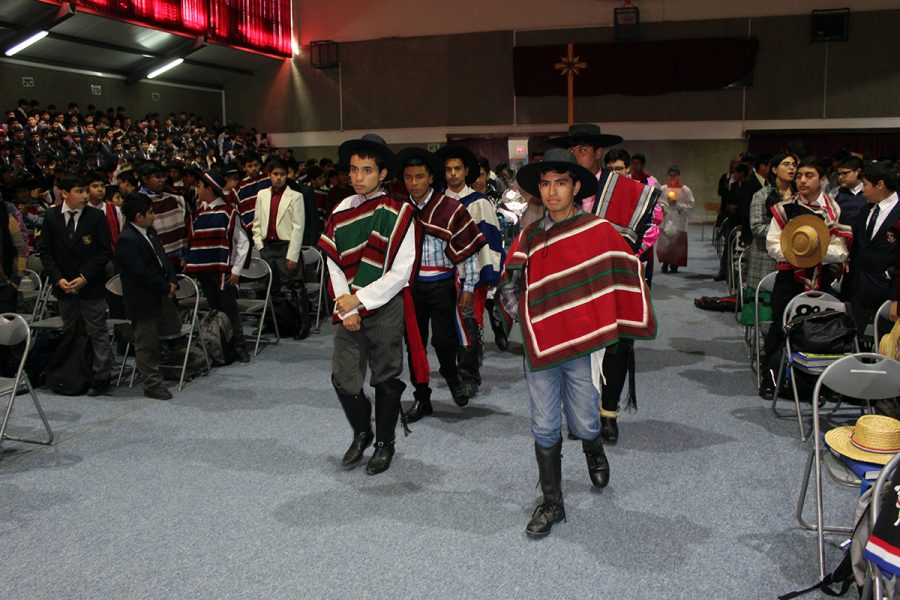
{"left": 396, "top": 147, "right": 445, "bottom": 187}
{"left": 548, "top": 123, "right": 624, "bottom": 150}
{"left": 338, "top": 133, "right": 398, "bottom": 179}
{"left": 435, "top": 144, "right": 479, "bottom": 185}
{"left": 515, "top": 147, "right": 599, "bottom": 201}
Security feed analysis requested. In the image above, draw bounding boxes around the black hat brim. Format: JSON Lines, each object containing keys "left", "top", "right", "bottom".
{"left": 548, "top": 133, "right": 624, "bottom": 150}
{"left": 396, "top": 147, "right": 445, "bottom": 188}
{"left": 338, "top": 139, "right": 398, "bottom": 179}
{"left": 516, "top": 160, "right": 599, "bottom": 201}
{"left": 435, "top": 145, "right": 480, "bottom": 186}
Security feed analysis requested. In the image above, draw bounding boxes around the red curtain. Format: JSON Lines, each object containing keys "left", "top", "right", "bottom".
{"left": 52, "top": 0, "right": 292, "bottom": 57}
{"left": 446, "top": 136, "right": 510, "bottom": 172}
{"left": 747, "top": 131, "right": 900, "bottom": 160}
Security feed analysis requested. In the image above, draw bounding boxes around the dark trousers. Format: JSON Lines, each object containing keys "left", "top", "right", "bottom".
{"left": 406, "top": 278, "right": 459, "bottom": 394}
{"left": 763, "top": 271, "right": 804, "bottom": 372}
{"left": 131, "top": 298, "right": 182, "bottom": 391}
{"left": 601, "top": 339, "right": 633, "bottom": 414}
{"left": 197, "top": 273, "right": 245, "bottom": 345}
{"left": 0, "top": 284, "right": 18, "bottom": 313}
{"left": 333, "top": 295, "right": 405, "bottom": 442}
{"left": 260, "top": 241, "right": 305, "bottom": 292}
{"left": 58, "top": 295, "right": 112, "bottom": 381}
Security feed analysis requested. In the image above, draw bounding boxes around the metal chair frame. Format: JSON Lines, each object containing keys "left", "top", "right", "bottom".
{"left": 796, "top": 353, "right": 900, "bottom": 580}
{"left": 238, "top": 256, "right": 279, "bottom": 355}
{"left": 873, "top": 299, "right": 894, "bottom": 348}
{"left": 0, "top": 313, "right": 53, "bottom": 446}
{"left": 111, "top": 274, "right": 210, "bottom": 392}
{"left": 302, "top": 246, "right": 326, "bottom": 334}
{"left": 771, "top": 291, "right": 857, "bottom": 440}
{"left": 752, "top": 272, "right": 778, "bottom": 386}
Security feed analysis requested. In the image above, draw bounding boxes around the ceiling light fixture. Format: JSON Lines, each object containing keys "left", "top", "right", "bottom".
{"left": 147, "top": 57, "right": 184, "bottom": 79}
{"left": 5, "top": 30, "right": 50, "bottom": 56}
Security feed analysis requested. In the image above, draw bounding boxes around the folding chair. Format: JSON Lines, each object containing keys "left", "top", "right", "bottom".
{"left": 873, "top": 299, "right": 894, "bottom": 347}
{"left": 28, "top": 279, "right": 63, "bottom": 331}
{"left": 752, "top": 272, "right": 777, "bottom": 385}
{"left": 17, "top": 268, "right": 42, "bottom": 323}
{"left": 238, "top": 256, "right": 279, "bottom": 355}
{"left": 302, "top": 246, "right": 326, "bottom": 334}
{"left": 0, "top": 313, "right": 53, "bottom": 446}
{"left": 867, "top": 451, "right": 900, "bottom": 599}
{"left": 160, "top": 275, "right": 210, "bottom": 391}
{"left": 724, "top": 227, "right": 740, "bottom": 293}
{"left": 772, "top": 290, "right": 857, "bottom": 440}
{"left": 794, "top": 354, "right": 900, "bottom": 579}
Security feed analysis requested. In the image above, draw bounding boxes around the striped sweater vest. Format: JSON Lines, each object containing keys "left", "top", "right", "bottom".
{"left": 318, "top": 193, "right": 416, "bottom": 320}
{"left": 236, "top": 174, "right": 271, "bottom": 229}
{"left": 141, "top": 189, "right": 187, "bottom": 257}
{"left": 185, "top": 206, "right": 237, "bottom": 275}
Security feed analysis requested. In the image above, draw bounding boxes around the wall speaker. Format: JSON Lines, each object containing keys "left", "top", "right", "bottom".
{"left": 310, "top": 40, "right": 339, "bottom": 69}
{"left": 811, "top": 9, "right": 849, "bottom": 43}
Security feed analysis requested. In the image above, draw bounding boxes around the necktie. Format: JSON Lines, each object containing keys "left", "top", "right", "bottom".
{"left": 866, "top": 204, "right": 880, "bottom": 240}
{"left": 66, "top": 210, "right": 76, "bottom": 238}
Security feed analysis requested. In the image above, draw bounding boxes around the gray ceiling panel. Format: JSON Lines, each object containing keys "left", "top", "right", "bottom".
{"left": 0, "top": 0, "right": 283, "bottom": 87}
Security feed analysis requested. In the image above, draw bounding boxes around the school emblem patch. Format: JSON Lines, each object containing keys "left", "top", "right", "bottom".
{"left": 888, "top": 231, "right": 896, "bottom": 244}
{"left": 81, "top": 234, "right": 92, "bottom": 245}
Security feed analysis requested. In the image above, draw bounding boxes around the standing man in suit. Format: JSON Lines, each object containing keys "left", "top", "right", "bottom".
{"left": 830, "top": 156, "right": 868, "bottom": 227}
{"left": 845, "top": 163, "right": 900, "bottom": 338}
{"left": 252, "top": 158, "right": 310, "bottom": 339}
{"left": 115, "top": 192, "right": 178, "bottom": 400}
{"left": 37, "top": 174, "right": 113, "bottom": 396}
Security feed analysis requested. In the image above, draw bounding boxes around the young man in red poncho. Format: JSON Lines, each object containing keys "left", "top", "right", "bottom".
{"left": 317, "top": 134, "right": 418, "bottom": 476}
{"left": 496, "top": 148, "right": 657, "bottom": 538}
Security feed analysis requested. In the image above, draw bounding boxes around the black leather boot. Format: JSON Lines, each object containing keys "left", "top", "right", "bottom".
{"left": 526, "top": 441, "right": 565, "bottom": 538}
{"left": 600, "top": 416, "right": 619, "bottom": 444}
{"left": 366, "top": 441, "right": 395, "bottom": 475}
{"left": 447, "top": 374, "right": 469, "bottom": 408}
{"left": 342, "top": 430, "right": 374, "bottom": 467}
{"left": 582, "top": 435, "right": 610, "bottom": 488}
{"left": 405, "top": 384, "right": 433, "bottom": 423}
{"left": 335, "top": 385, "right": 372, "bottom": 467}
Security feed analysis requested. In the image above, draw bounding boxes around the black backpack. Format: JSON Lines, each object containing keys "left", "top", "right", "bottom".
{"left": 45, "top": 321, "right": 94, "bottom": 396}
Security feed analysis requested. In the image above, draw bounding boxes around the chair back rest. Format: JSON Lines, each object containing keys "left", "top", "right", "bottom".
{"left": 757, "top": 271, "right": 777, "bottom": 294}
{"left": 241, "top": 257, "right": 270, "bottom": 280}
{"left": 18, "top": 269, "right": 42, "bottom": 294}
{"left": 875, "top": 300, "right": 894, "bottom": 343}
{"left": 174, "top": 274, "right": 198, "bottom": 300}
{"left": 105, "top": 274, "right": 124, "bottom": 296}
{"left": 820, "top": 353, "right": 900, "bottom": 401}
{"left": 0, "top": 313, "right": 30, "bottom": 347}
{"left": 783, "top": 291, "right": 845, "bottom": 325}
{"left": 302, "top": 247, "right": 322, "bottom": 268}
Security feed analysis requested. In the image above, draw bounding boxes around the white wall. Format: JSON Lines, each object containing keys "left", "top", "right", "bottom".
{"left": 297, "top": 0, "right": 897, "bottom": 43}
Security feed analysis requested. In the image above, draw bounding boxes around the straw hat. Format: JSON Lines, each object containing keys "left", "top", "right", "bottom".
{"left": 825, "top": 415, "right": 900, "bottom": 465}
{"left": 781, "top": 214, "right": 831, "bottom": 269}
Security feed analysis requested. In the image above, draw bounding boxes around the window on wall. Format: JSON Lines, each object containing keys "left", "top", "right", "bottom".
{"left": 52, "top": 0, "right": 292, "bottom": 57}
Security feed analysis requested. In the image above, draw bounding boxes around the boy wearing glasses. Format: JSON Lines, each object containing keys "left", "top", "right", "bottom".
{"left": 829, "top": 156, "right": 867, "bottom": 227}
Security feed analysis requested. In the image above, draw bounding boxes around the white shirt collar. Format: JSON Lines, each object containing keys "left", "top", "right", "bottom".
{"left": 411, "top": 188, "right": 434, "bottom": 208}
{"left": 877, "top": 192, "right": 899, "bottom": 211}
{"left": 445, "top": 185, "right": 473, "bottom": 200}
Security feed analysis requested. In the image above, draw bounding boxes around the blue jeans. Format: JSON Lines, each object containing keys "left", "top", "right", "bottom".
{"left": 525, "top": 355, "right": 600, "bottom": 448}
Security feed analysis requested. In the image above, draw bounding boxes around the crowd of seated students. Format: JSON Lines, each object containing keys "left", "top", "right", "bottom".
{"left": 712, "top": 145, "right": 900, "bottom": 398}
{"left": 0, "top": 97, "right": 356, "bottom": 399}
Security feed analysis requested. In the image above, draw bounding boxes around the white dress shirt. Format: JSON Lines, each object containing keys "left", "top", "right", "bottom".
{"left": 865, "top": 192, "right": 899, "bottom": 239}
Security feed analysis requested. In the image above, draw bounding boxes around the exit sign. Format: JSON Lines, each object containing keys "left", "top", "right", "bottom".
{"left": 515, "top": 145, "right": 525, "bottom": 156}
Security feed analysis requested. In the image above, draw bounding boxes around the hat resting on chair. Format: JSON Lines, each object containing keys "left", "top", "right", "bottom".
{"left": 781, "top": 214, "right": 831, "bottom": 269}
{"left": 825, "top": 415, "right": 900, "bottom": 465}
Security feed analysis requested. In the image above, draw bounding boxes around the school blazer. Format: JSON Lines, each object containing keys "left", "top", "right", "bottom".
{"left": 37, "top": 204, "right": 112, "bottom": 301}
{"left": 251, "top": 186, "right": 305, "bottom": 263}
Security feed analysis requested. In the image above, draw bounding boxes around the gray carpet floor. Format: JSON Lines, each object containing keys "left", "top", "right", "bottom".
{"left": 1, "top": 228, "right": 860, "bottom": 599}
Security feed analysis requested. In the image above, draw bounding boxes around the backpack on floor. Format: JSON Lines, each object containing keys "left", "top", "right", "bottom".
{"left": 694, "top": 296, "right": 737, "bottom": 312}
{"left": 45, "top": 321, "right": 93, "bottom": 396}
{"left": 25, "top": 329, "right": 63, "bottom": 387}
{"left": 199, "top": 309, "right": 233, "bottom": 366}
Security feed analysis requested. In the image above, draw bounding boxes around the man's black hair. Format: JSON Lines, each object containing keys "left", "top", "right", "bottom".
{"left": 631, "top": 152, "right": 646, "bottom": 165}
{"left": 862, "top": 162, "right": 898, "bottom": 192}
{"left": 122, "top": 191, "right": 153, "bottom": 222}
{"left": 797, "top": 157, "right": 826, "bottom": 177}
{"left": 86, "top": 171, "right": 106, "bottom": 185}
{"left": 733, "top": 163, "right": 750, "bottom": 177}
{"left": 306, "top": 165, "right": 325, "bottom": 180}
{"left": 604, "top": 148, "right": 630, "bottom": 165}
{"left": 117, "top": 170, "right": 138, "bottom": 186}
{"left": 267, "top": 158, "right": 288, "bottom": 172}
{"left": 319, "top": 157, "right": 334, "bottom": 168}
{"left": 242, "top": 151, "right": 261, "bottom": 164}
{"left": 754, "top": 153, "right": 773, "bottom": 170}
{"left": 476, "top": 156, "right": 490, "bottom": 173}
{"left": 838, "top": 156, "right": 863, "bottom": 172}
{"left": 58, "top": 174, "right": 86, "bottom": 192}
{"left": 403, "top": 157, "right": 431, "bottom": 176}
{"left": 351, "top": 149, "right": 386, "bottom": 173}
